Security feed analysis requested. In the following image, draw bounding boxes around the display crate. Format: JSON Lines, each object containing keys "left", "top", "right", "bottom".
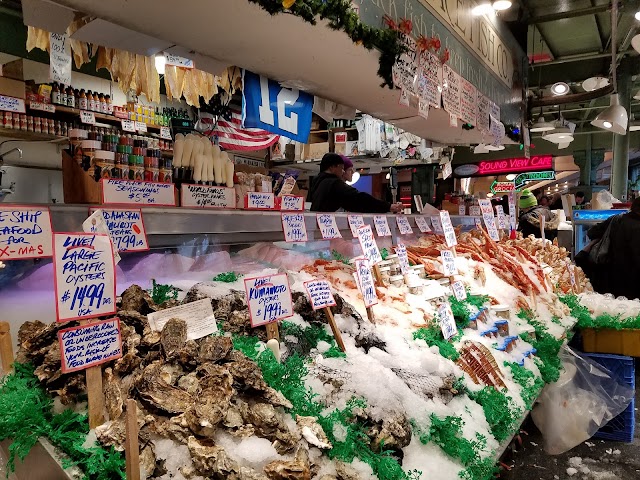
{"left": 581, "top": 328, "right": 640, "bottom": 357}
{"left": 583, "top": 352, "right": 636, "bottom": 442}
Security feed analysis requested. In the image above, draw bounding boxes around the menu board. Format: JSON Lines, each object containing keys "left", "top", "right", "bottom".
{"left": 442, "top": 65, "right": 461, "bottom": 119}
{"left": 316, "top": 214, "right": 342, "bottom": 239}
{"left": 0, "top": 206, "right": 53, "bottom": 260}
{"left": 460, "top": 78, "right": 477, "bottom": 126}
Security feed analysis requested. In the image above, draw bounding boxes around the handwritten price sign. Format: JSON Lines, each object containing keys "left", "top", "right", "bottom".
{"left": 0, "top": 95, "right": 25, "bottom": 114}
{"left": 348, "top": 215, "right": 365, "bottom": 237}
{"left": 80, "top": 110, "right": 96, "bottom": 125}
{"left": 281, "top": 213, "right": 308, "bottom": 242}
{"left": 244, "top": 273, "right": 293, "bottom": 327}
{"left": 415, "top": 216, "right": 432, "bottom": 233}
{"left": 304, "top": 280, "right": 337, "bottom": 310}
{"left": 0, "top": 206, "right": 53, "bottom": 260}
{"left": 495, "top": 205, "right": 507, "bottom": 230}
{"left": 53, "top": 233, "right": 116, "bottom": 322}
{"left": 86, "top": 209, "right": 149, "bottom": 252}
{"left": 440, "top": 210, "right": 457, "bottom": 247}
{"left": 356, "top": 224, "right": 382, "bottom": 265}
{"left": 30, "top": 102, "right": 55, "bottom": 113}
{"left": 438, "top": 302, "right": 458, "bottom": 340}
{"left": 58, "top": 318, "right": 122, "bottom": 373}
{"left": 317, "top": 214, "right": 341, "bottom": 239}
{"left": 280, "top": 195, "right": 305, "bottom": 211}
{"left": 181, "top": 185, "right": 235, "bottom": 208}
{"left": 160, "top": 126, "right": 172, "bottom": 140}
{"left": 121, "top": 119, "right": 135, "bottom": 132}
{"left": 246, "top": 192, "right": 275, "bottom": 210}
{"left": 469, "top": 206, "right": 481, "bottom": 216}
{"left": 430, "top": 215, "right": 444, "bottom": 235}
{"left": 396, "top": 216, "right": 414, "bottom": 235}
{"left": 101, "top": 179, "right": 176, "bottom": 206}
{"left": 373, "top": 215, "right": 392, "bottom": 237}
{"left": 441, "top": 249, "right": 458, "bottom": 276}
{"left": 395, "top": 243, "right": 411, "bottom": 275}
{"left": 451, "top": 280, "right": 467, "bottom": 301}
{"left": 354, "top": 258, "right": 378, "bottom": 307}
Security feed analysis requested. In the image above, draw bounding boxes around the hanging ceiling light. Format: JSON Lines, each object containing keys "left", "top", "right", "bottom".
{"left": 530, "top": 115, "right": 555, "bottom": 132}
{"left": 154, "top": 53, "right": 166, "bottom": 74}
{"left": 582, "top": 76, "right": 609, "bottom": 92}
{"left": 542, "top": 126, "right": 574, "bottom": 144}
{"left": 505, "top": 174, "right": 517, "bottom": 181}
{"left": 591, "top": 94, "right": 628, "bottom": 135}
{"left": 551, "top": 82, "right": 570, "bottom": 96}
{"left": 492, "top": 0, "right": 512, "bottom": 11}
{"left": 486, "top": 192, "right": 494, "bottom": 198}
{"left": 471, "top": 2, "right": 493, "bottom": 15}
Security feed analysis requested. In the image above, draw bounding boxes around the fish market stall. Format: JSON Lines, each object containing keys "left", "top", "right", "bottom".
{"left": 0, "top": 207, "right": 590, "bottom": 480}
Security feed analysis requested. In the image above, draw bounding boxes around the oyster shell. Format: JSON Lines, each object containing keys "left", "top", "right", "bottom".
{"left": 240, "top": 402, "right": 299, "bottom": 454}
{"left": 227, "top": 359, "right": 292, "bottom": 409}
{"left": 178, "top": 371, "right": 200, "bottom": 395}
{"left": 136, "top": 362, "right": 193, "bottom": 413}
{"left": 120, "top": 284, "right": 156, "bottom": 314}
{"left": 160, "top": 318, "right": 188, "bottom": 359}
{"left": 296, "top": 416, "right": 331, "bottom": 449}
{"left": 103, "top": 367, "right": 124, "bottom": 420}
{"left": 367, "top": 414, "right": 412, "bottom": 452}
{"left": 185, "top": 365, "right": 234, "bottom": 437}
{"left": 187, "top": 436, "right": 239, "bottom": 477}
{"left": 198, "top": 336, "right": 233, "bottom": 363}
{"left": 264, "top": 446, "right": 311, "bottom": 480}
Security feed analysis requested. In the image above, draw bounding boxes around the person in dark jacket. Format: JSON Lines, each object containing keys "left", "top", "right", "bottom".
{"left": 586, "top": 198, "right": 640, "bottom": 299}
{"left": 517, "top": 189, "right": 559, "bottom": 241}
{"left": 308, "top": 153, "right": 403, "bottom": 213}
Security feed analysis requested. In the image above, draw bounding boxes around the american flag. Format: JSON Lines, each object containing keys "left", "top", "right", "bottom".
{"left": 197, "top": 110, "right": 279, "bottom": 151}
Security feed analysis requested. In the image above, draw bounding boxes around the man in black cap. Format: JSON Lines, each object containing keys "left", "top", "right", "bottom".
{"left": 308, "top": 153, "right": 403, "bottom": 213}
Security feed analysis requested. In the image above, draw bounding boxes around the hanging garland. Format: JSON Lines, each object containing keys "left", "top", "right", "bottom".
{"left": 248, "top": 0, "right": 406, "bottom": 88}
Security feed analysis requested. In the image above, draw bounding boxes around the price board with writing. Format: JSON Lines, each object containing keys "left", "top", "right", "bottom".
{"left": 354, "top": 258, "right": 378, "bottom": 307}
{"left": 80, "top": 110, "right": 96, "bottom": 125}
{"left": 348, "top": 215, "right": 365, "bottom": 237}
{"left": 304, "top": 280, "right": 337, "bottom": 310}
{"left": 281, "top": 213, "right": 308, "bottom": 242}
{"left": 442, "top": 65, "right": 461, "bottom": 119}
{"left": 458, "top": 203, "right": 466, "bottom": 216}
{"left": 58, "top": 318, "right": 123, "bottom": 373}
{"left": 30, "top": 102, "right": 55, "bottom": 113}
{"left": 451, "top": 280, "right": 467, "bottom": 301}
{"left": 438, "top": 302, "right": 458, "bottom": 340}
{"left": 430, "top": 215, "right": 444, "bottom": 235}
{"left": 508, "top": 192, "right": 517, "bottom": 233}
{"left": 441, "top": 249, "right": 458, "bottom": 276}
{"left": 474, "top": 218, "right": 483, "bottom": 230}
{"left": 148, "top": 298, "right": 218, "bottom": 340}
{"left": 246, "top": 192, "right": 275, "bottom": 210}
{"left": 49, "top": 32, "right": 71, "bottom": 84}
{"left": 280, "top": 195, "right": 304, "bottom": 211}
{"left": 53, "top": 233, "right": 117, "bottom": 322}
{"left": 0, "top": 206, "right": 53, "bottom": 260}
{"left": 181, "top": 184, "right": 236, "bottom": 208}
{"left": 0, "top": 95, "right": 25, "bottom": 114}
{"left": 469, "top": 206, "right": 481, "bottom": 216}
{"left": 478, "top": 199, "right": 500, "bottom": 241}
{"left": 356, "top": 225, "right": 382, "bottom": 265}
{"left": 316, "top": 214, "right": 341, "bottom": 239}
{"left": 101, "top": 179, "right": 176, "bottom": 206}
{"left": 396, "top": 216, "right": 414, "bottom": 235}
{"left": 86, "top": 209, "right": 149, "bottom": 252}
{"left": 373, "top": 215, "right": 391, "bottom": 237}
{"left": 442, "top": 161, "right": 453, "bottom": 180}
{"left": 165, "top": 53, "right": 195, "bottom": 68}
{"left": 395, "top": 243, "right": 411, "bottom": 275}
{"left": 121, "top": 119, "right": 135, "bottom": 132}
{"left": 439, "top": 210, "right": 457, "bottom": 247}
{"left": 160, "top": 126, "right": 172, "bottom": 140}
{"left": 415, "top": 216, "right": 432, "bottom": 233}
{"left": 495, "top": 205, "right": 507, "bottom": 230}
{"left": 244, "top": 273, "right": 293, "bottom": 327}
{"left": 135, "top": 121, "right": 147, "bottom": 133}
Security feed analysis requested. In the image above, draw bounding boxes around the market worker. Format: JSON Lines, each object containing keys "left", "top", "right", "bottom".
{"left": 309, "top": 153, "right": 403, "bottom": 213}
{"left": 517, "top": 189, "right": 559, "bottom": 241}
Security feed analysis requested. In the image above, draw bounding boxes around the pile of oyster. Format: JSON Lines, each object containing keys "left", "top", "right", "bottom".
{"left": 15, "top": 282, "right": 453, "bottom": 479}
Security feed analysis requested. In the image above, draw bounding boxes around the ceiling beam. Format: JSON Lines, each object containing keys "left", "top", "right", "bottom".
{"left": 528, "top": 4, "right": 610, "bottom": 24}
{"left": 529, "top": 50, "right": 633, "bottom": 68}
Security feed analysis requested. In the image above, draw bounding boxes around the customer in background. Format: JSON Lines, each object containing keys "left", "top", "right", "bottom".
{"left": 341, "top": 155, "right": 355, "bottom": 183}
{"left": 585, "top": 198, "right": 640, "bottom": 299}
{"left": 549, "top": 192, "right": 563, "bottom": 210}
{"left": 539, "top": 195, "right": 551, "bottom": 208}
{"left": 575, "top": 191, "right": 586, "bottom": 205}
{"left": 517, "top": 189, "right": 559, "bottom": 241}
{"left": 308, "top": 153, "right": 403, "bottom": 213}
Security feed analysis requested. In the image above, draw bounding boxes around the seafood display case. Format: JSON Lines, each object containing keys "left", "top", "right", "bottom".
{"left": 1, "top": 206, "right": 586, "bottom": 480}
{"left": 572, "top": 209, "right": 627, "bottom": 253}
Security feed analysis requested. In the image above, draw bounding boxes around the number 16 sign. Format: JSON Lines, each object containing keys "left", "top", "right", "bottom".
{"left": 242, "top": 69, "right": 314, "bottom": 143}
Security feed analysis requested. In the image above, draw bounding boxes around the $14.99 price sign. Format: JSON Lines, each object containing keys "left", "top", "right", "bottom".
{"left": 53, "top": 233, "right": 116, "bottom": 322}
{"left": 244, "top": 273, "right": 294, "bottom": 327}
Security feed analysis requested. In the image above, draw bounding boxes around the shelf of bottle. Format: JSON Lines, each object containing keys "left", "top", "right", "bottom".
{"left": 0, "top": 126, "right": 68, "bottom": 143}
{"left": 28, "top": 104, "right": 166, "bottom": 132}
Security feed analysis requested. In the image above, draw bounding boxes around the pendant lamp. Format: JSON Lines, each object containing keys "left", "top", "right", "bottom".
{"left": 591, "top": 94, "right": 628, "bottom": 135}
{"left": 530, "top": 115, "right": 555, "bottom": 132}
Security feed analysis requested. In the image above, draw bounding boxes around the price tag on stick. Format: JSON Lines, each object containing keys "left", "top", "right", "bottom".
{"left": 356, "top": 225, "right": 382, "bottom": 265}
{"left": 244, "top": 273, "right": 294, "bottom": 328}
{"left": 86, "top": 209, "right": 149, "bottom": 253}
{"left": 304, "top": 279, "right": 345, "bottom": 352}
{"left": 395, "top": 243, "right": 411, "bottom": 275}
{"left": 440, "top": 210, "right": 458, "bottom": 247}
{"left": 451, "top": 280, "right": 467, "bottom": 301}
{"left": 438, "top": 302, "right": 458, "bottom": 340}
{"left": 354, "top": 257, "right": 378, "bottom": 323}
{"left": 441, "top": 249, "right": 458, "bottom": 276}
{"left": 58, "top": 318, "right": 123, "bottom": 373}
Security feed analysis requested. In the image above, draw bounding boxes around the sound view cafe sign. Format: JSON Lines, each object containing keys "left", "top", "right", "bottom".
{"left": 453, "top": 155, "right": 554, "bottom": 177}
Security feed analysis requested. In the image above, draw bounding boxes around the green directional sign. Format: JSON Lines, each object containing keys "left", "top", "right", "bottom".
{"left": 514, "top": 170, "right": 555, "bottom": 189}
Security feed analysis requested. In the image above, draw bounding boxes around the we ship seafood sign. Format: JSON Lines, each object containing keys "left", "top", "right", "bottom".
{"left": 58, "top": 319, "right": 122, "bottom": 373}
{"left": 244, "top": 273, "right": 294, "bottom": 327}
{"left": 53, "top": 233, "right": 117, "bottom": 322}
{"left": 0, "top": 206, "right": 53, "bottom": 260}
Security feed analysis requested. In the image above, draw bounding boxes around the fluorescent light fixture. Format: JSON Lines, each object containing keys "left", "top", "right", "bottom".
{"left": 505, "top": 174, "right": 516, "bottom": 180}
{"left": 471, "top": 2, "right": 493, "bottom": 15}
{"left": 530, "top": 115, "right": 555, "bottom": 132}
{"left": 154, "top": 53, "right": 166, "bottom": 74}
{"left": 346, "top": 171, "right": 361, "bottom": 186}
{"left": 591, "top": 94, "right": 628, "bottom": 135}
{"left": 493, "top": 0, "right": 512, "bottom": 10}
{"left": 551, "top": 82, "right": 570, "bottom": 96}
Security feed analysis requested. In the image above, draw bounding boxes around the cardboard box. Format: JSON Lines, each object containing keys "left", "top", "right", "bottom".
{"left": 302, "top": 142, "right": 329, "bottom": 161}
{"left": 0, "top": 77, "right": 25, "bottom": 100}
{"left": 1, "top": 59, "right": 25, "bottom": 81}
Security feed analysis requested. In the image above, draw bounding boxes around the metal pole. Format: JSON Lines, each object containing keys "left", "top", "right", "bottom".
{"left": 611, "top": 58, "right": 632, "bottom": 200}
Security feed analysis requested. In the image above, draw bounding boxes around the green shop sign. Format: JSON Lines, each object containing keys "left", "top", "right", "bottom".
{"left": 514, "top": 170, "right": 556, "bottom": 189}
